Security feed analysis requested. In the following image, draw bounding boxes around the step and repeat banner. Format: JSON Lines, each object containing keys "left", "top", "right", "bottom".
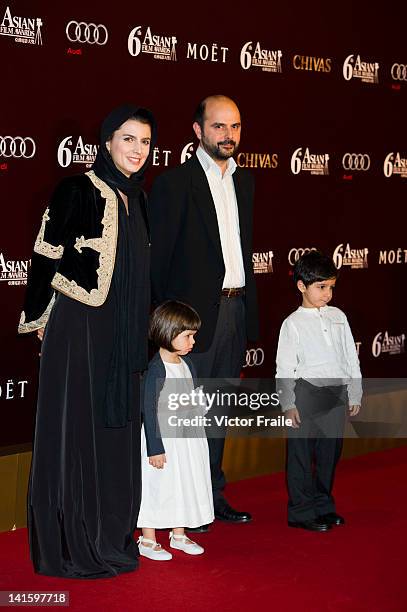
{"left": 1, "top": 1, "right": 406, "bottom": 447}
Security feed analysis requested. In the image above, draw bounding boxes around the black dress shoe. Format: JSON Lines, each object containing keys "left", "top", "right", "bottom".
{"left": 288, "top": 518, "right": 332, "bottom": 532}
{"left": 185, "top": 524, "right": 210, "bottom": 533}
{"left": 318, "top": 512, "right": 345, "bottom": 526}
{"left": 215, "top": 503, "right": 252, "bottom": 523}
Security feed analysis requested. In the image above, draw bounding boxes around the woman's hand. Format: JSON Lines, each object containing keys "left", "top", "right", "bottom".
{"left": 37, "top": 327, "right": 45, "bottom": 357}
{"left": 149, "top": 454, "right": 166, "bottom": 469}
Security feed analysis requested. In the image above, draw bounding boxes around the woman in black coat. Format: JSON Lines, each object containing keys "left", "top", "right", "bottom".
{"left": 18, "top": 104, "right": 156, "bottom": 579}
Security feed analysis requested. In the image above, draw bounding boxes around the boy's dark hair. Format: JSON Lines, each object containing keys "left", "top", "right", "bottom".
{"left": 149, "top": 300, "right": 201, "bottom": 352}
{"left": 293, "top": 250, "right": 338, "bottom": 287}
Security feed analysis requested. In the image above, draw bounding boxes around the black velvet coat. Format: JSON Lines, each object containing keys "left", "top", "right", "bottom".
{"left": 18, "top": 171, "right": 149, "bottom": 334}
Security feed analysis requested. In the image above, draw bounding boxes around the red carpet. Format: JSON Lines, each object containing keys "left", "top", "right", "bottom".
{"left": 1, "top": 447, "right": 406, "bottom": 611}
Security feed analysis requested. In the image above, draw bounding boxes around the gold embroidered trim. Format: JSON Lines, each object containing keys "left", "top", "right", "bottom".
{"left": 74, "top": 235, "right": 104, "bottom": 254}
{"left": 18, "top": 294, "right": 56, "bottom": 334}
{"left": 34, "top": 207, "right": 64, "bottom": 260}
{"left": 50, "top": 171, "right": 117, "bottom": 307}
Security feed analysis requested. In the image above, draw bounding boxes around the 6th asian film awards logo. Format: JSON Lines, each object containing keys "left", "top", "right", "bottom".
{"left": 383, "top": 153, "right": 407, "bottom": 178}
{"left": 0, "top": 252, "right": 30, "bottom": 286}
{"left": 57, "top": 137, "right": 98, "bottom": 168}
{"left": 333, "top": 243, "right": 368, "bottom": 269}
{"left": 291, "top": 147, "right": 329, "bottom": 175}
{"left": 0, "top": 6, "right": 43, "bottom": 45}
{"left": 128, "top": 26, "right": 177, "bottom": 61}
{"left": 180, "top": 142, "right": 194, "bottom": 164}
{"left": 372, "top": 332, "right": 405, "bottom": 357}
{"left": 240, "top": 41, "right": 282, "bottom": 73}
{"left": 343, "top": 54, "right": 379, "bottom": 84}
{"left": 252, "top": 251, "right": 273, "bottom": 274}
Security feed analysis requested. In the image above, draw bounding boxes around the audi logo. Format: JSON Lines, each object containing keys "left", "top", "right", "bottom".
{"left": 288, "top": 247, "right": 316, "bottom": 265}
{"left": 243, "top": 348, "right": 265, "bottom": 368}
{"left": 391, "top": 63, "right": 407, "bottom": 81}
{"left": 342, "top": 153, "right": 371, "bottom": 171}
{"left": 0, "top": 136, "right": 36, "bottom": 159}
{"left": 66, "top": 21, "right": 108, "bottom": 45}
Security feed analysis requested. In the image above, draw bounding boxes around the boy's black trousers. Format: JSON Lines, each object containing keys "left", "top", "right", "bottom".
{"left": 286, "top": 378, "right": 347, "bottom": 522}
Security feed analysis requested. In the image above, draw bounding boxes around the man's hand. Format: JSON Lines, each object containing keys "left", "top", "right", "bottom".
{"left": 37, "top": 328, "right": 45, "bottom": 341}
{"left": 285, "top": 407, "right": 301, "bottom": 428}
{"left": 349, "top": 405, "right": 361, "bottom": 416}
{"left": 149, "top": 454, "right": 166, "bottom": 469}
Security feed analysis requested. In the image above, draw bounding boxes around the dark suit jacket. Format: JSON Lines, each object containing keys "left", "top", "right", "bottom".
{"left": 142, "top": 352, "right": 197, "bottom": 457}
{"left": 149, "top": 154, "right": 259, "bottom": 352}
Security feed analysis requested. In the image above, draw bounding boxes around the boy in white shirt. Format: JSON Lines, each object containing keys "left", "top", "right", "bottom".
{"left": 276, "top": 251, "right": 361, "bottom": 532}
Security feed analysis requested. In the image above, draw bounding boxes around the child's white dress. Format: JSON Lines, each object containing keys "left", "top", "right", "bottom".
{"left": 137, "top": 358, "right": 214, "bottom": 528}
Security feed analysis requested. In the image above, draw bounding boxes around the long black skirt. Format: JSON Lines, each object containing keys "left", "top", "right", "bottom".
{"left": 28, "top": 293, "right": 141, "bottom": 579}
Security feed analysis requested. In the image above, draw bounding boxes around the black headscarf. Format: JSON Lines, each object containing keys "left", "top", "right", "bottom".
{"left": 91, "top": 104, "right": 156, "bottom": 428}
{"left": 92, "top": 103, "right": 157, "bottom": 197}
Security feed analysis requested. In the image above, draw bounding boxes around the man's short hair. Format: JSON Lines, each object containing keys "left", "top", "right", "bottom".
{"left": 149, "top": 300, "right": 201, "bottom": 352}
{"left": 293, "top": 250, "right": 338, "bottom": 287}
{"left": 193, "top": 95, "right": 232, "bottom": 129}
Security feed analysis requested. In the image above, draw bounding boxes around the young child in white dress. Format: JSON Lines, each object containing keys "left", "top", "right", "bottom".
{"left": 137, "top": 301, "right": 214, "bottom": 560}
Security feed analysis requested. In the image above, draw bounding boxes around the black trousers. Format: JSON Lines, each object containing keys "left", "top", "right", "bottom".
{"left": 189, "top": 296, "right": 246, "bottom": 508}
{"left": 286, "top": 379, "right": 346, "bottom": 522}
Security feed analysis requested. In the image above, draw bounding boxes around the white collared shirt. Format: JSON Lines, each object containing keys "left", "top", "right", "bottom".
{"left": 276, "top": 305, "right": 362, "bottom": 409}
{"left": 196, "top": 146, "right": 245, "bottom": 288}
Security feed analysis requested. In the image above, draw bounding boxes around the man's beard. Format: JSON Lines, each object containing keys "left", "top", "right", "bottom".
{"left": 202, "top": 136, "right": 239, "bottom": 160}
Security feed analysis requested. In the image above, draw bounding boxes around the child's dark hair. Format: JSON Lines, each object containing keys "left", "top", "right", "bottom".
{"left": 149, "top": 300, "right": 201, "bottom": 352}
{"left": 293, "top": 250, "right": 338, "bottom": 287}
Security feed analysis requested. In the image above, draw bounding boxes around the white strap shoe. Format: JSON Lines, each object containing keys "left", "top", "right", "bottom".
{"left": 137, "top": 536, "right": 172, "bottom": 561}
{"left": 169, "top": 532, "right": 204, "bottom": 555}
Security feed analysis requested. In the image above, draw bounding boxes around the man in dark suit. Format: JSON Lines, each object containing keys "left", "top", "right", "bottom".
{"left": 149, "top": 95, "right": 258, "bottom": 529}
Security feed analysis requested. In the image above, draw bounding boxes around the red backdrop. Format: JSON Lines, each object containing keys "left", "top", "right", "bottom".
{"left": 1, "top": 0, "right": 406, "bottom": 447}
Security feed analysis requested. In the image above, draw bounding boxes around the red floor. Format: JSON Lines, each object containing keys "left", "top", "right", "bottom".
{"left": 1, "top": 447, "right": 406, "bottom": 611}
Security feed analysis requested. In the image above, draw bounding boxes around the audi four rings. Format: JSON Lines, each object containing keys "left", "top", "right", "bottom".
{"left": 391, "top": 63, "right": 407, "bottom": 81}
{"left": 65, "top": 21, "right": 108, "bottom": 45}
{"left": 0, "top": 137, "right": 36, "bottom": 159}
{"left": 288, "top": 248, "right": 316, "bottom": 265}
{"left": 244, "top": 348, "right": 265, "bottom": 367}
{"left": 342, "top": 153, "right": 371, "bottom": 171}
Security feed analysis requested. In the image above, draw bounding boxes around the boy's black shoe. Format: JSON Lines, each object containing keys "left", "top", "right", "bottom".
{"left": 317, "top": 512, "right": 345, "bottom": 526}
{"left": 288, "top": 518, "right": 332, "bottom": 532}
